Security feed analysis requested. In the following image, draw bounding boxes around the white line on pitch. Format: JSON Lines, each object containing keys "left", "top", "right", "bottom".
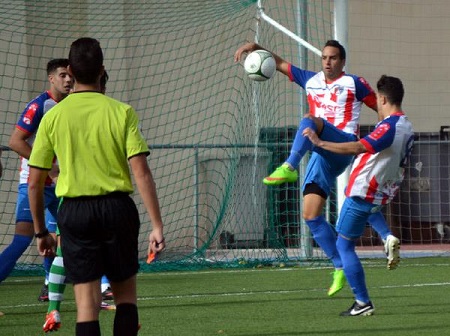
{"left": 2, "top": 281, "right": 450, "bottom": 311}
{"left": 137, "top": 281, "right": 450, "bottom": 302}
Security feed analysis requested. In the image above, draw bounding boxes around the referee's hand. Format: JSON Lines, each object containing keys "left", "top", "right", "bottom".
{"left": 148, "top": 229, "right": 165, "bottom": 255}
{"left": 37, "top": 235, "right": 56, "bottom": 257}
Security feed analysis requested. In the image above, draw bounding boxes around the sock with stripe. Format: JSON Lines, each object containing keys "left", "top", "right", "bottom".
{"left": 48, "top": 247, "right": 66, "bottom": 313}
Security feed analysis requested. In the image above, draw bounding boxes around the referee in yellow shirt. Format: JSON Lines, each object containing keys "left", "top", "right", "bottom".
{"left": 28, "top": 37, "right": 165, "bottom": 336}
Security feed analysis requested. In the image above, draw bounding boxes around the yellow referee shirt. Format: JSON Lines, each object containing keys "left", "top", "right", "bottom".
{"left": 29, "top": 91, "right": 150, "bottom": 198}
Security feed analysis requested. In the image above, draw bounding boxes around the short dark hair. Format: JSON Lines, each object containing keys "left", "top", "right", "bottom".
{"left": 100, "top": 70, "right": 109, "bottom": 93}
{"left": 69, "top": 37, "right": 103, "bottom": 84}
{"left": 324, "top": 40, "right": 346, "bottom": 60}
{"left": 377, "top": 75, "right": 404, "bottom": 106}
{"left": 46, "top": 58, "right": 69, "bottom": 75}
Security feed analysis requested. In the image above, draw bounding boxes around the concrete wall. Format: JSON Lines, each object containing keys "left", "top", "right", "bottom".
{"left": 349, "top": 0, "right": 450, "bottom": 132}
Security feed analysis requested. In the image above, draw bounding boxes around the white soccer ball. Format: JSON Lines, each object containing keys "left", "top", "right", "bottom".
{"left": 243, "top": 50, "right": 276, "bottom": 81}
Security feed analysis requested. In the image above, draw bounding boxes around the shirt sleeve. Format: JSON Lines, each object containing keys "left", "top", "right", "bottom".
{"left": 28, "top": 117, "right": 55, "bottom": 170}
{"left": 16, "top": 100, "right": 44, "bottom": 135}
{"left": 360, "top": 118, "right": 397, "bottom": 154}
{"left": 125, "top": 106, "right": 150, "bottom": 159}
{"left": 354, "top": 76, "right": 377, "bottom": 110}
{"left": 288, "top": 64, "right": 317, "bottom": 89}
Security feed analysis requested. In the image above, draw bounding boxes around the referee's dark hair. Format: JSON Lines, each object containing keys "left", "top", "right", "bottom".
{"left": 69, "top": 37, "right": 103, "bottom": 85}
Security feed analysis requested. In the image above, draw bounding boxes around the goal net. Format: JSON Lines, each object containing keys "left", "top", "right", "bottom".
{"left": 0, "top": 1, "right": 446, "bottom": 276}
{"left": 0, "top": 0, "right": 334, "bottom": 274}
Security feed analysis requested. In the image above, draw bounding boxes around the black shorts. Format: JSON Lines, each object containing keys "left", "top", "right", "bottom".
{"left": 58, "top": 192, "right": 140, "bottom": 284}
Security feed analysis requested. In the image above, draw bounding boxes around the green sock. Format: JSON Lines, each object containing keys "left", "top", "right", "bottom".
{"left": 47, "top": 247, "right": 66, "bottom": 313}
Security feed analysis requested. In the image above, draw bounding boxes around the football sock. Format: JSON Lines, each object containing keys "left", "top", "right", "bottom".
{"left": 0, "top": 234, "right": 32, "bottom": 283}
{"left": 306, "top": 216, "right": 342, "bottom": 268}
{"left": 114, "top": 303, "right": 139, "bottom": 336}
{"left": 48, "top": 248, "right": 66, "bottom": 313}
{"left": 336, "top": 235, "right": 370, "bottom": 303}
{"left": 76, "top": 320, "right": 101, "bottom": 336}
{"left": 286, "top": 117, "right": 317, "bottom": 169}
{"left": 101, "top": 275, "right": 110, "bottom": 293}
{"left": 367, "top": 211, "right": 391, "bottom": 241}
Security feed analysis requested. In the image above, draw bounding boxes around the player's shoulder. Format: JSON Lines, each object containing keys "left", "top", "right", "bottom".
{"left": 389, "top": 112, "right": 414, "bottom": 130}
{"left": 343, "top": 73, "right": 369, "bottom": 84}
{"left": 290, "top": 64, "right": 317, "bottom": 80}
{"left": 343, "top": 74, "right": 375, "bottom": 94}
{"left": 25, "top": 91, "right": 50, "bottom": 108}
{"left": 19, "top": 91, "right": 50, "bottom": 122}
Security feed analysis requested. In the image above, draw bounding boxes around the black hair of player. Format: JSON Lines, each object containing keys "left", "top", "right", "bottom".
{"left": 47, "top": 59, "right": 69, "bottom": 75}
{"left": 324, "top": 40, "right": 346, "bottom": 60}
{"left": 377, "top": 75, "right": 404, "bottom": 106}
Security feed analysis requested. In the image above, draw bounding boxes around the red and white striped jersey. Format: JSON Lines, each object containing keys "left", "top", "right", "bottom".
{"left": 345, "top": 112, "right": 415, "bottom": 205}
{"left": 288, "top": 65, "right": 377, "bottom": 136}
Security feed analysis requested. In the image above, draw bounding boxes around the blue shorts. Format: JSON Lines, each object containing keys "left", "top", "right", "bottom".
{"left": 336, "top": 196, "right": 382, "bottom": 239}
{"left": 302, "top": 120, "right": 357, "bottom": 196}
{"left": 15, "top": 184, "right": 58, "bottom": 233}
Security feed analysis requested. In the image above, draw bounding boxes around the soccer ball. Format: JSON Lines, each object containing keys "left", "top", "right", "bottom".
{"left": 243, "top": 50, "right": 276, "bottom": 81}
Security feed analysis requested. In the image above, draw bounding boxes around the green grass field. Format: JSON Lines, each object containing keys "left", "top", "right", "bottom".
{"left": 1, "top": 257, "right": 450, "bottom": 336}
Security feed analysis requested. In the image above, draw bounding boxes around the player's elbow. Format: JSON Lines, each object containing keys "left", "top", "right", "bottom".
{"left": 8, "top": 137, "right": 17, "bottom": 152}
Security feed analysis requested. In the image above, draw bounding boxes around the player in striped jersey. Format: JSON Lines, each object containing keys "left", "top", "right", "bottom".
{"left": 304, "top": 75, "right": 414, "bottom": 316}
{"left": 235, "top": 40, "right": 401, "bottom": 296}
{"left": 0, "top": 59, "right": 72, "bottom": 298}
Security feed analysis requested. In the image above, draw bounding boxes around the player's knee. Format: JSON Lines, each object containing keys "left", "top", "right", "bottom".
{"left": 14, "top": 221, "right": 34, "bottom": 236}
{"left": 302, "top": 114, "right": 323, "bottom": 132}
{"left": 302, "top": 212, "right": 318, "bottom": 221}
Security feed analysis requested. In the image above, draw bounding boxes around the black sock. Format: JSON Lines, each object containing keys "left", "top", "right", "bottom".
{"left": 114, "top": 303, "right": 139, "bottom": 336}
{"left": 76, "top": 320, "right": 101, "bottom": 336}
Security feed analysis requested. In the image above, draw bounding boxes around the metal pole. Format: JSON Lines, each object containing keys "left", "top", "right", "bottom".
{"left": 295, "top": 0, "right": 312, "bottom": 258}
{"left": 193, "top": 146, "right": 199, "bottom": 253}
{"left": 259, "top": 7, "right": 321, "bottom": 56}
{"left": 334, "top": 0, "right": 350, "bottom": 218}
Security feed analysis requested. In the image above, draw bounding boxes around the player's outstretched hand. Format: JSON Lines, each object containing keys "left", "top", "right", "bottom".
{"left": 234, "top": 42, "right": 259, "bottom": 63}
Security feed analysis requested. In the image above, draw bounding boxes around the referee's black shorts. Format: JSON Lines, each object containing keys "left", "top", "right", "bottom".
{"left": 58, "top": 192, "right": 140, "bottom": 284}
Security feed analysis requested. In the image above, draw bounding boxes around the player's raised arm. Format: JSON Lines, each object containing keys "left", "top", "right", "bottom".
{"left": 303, "top": 127, "right": 366, "bottom": 155}
{"left": 234, "top": 42, "right": 290, "bottom": 76}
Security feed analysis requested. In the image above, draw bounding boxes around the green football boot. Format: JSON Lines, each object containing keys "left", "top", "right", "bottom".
{"left": 263, "top": 163, "right": 298, "bottom": 185}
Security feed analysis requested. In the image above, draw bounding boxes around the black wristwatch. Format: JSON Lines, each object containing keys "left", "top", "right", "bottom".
{"left": 34, "top": 228, "right": 50, "bottom": 238}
